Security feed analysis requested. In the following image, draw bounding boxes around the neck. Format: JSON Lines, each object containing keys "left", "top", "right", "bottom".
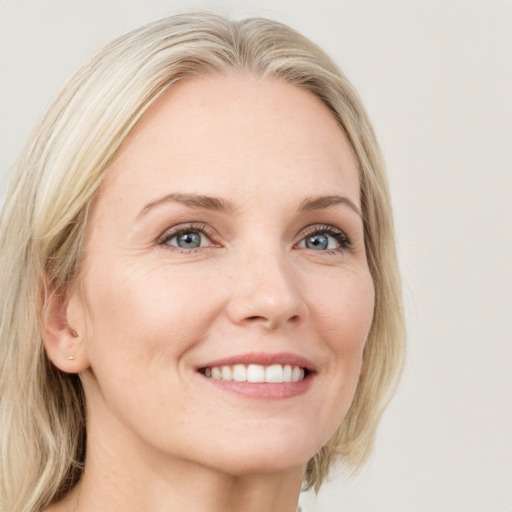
{"left": 50, "top": 413, "right": 305, "bottom": 512}
{"left": 54, "top": 457, "right": 304, "bottom": 512}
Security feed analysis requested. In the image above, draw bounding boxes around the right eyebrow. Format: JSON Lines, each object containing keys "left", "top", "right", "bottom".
{"left": 298, "top": 194, "right": 362, "bottom": 218}
{"left": 137, "top": 192, "right": 238, "bottom": 218}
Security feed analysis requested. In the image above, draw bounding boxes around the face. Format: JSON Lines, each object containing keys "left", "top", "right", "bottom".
{"left": 69, "top": 74, "right": 375, "bottom": 476}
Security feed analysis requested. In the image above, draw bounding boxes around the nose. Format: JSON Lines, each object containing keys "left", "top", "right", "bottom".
{"left": 225, "top": 250, "right": 307, "bottom": 331}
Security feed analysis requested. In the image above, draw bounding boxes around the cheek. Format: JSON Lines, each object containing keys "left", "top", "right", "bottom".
{"left": 312, "top": 267, "right": 375, "bottom": 399}
{"left": 315, "top": 266, "right": 375, "bottom": 347}
{"left": 78, "top": 261, "right": 226, "bottom": 433}
{"left": 80, "top": 259, "right": 226, "bottom": 366}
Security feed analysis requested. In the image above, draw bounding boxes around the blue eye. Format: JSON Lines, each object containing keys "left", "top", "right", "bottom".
{"left": 298, "top": 227, "right": 349, "bottom": 251}
{"left": 161, "top": 227, "right": 212, "bottom": 250}
{"left": 172, "top": 231, "right": 203, "bottom": 249}
{"left": 304, "top": 233, "right": 331, "bottom": 250}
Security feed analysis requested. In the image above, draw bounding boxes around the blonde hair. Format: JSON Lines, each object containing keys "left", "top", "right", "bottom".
{"left": 0, "top": 12, "right": 405, "bottom": 511}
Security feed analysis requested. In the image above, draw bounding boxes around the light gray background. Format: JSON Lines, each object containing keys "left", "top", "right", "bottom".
{"left": 1, "top": 1, "right": 511, "bottom": 511}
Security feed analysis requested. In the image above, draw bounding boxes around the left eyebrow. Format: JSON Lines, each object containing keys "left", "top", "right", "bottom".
{"left": 137, "top": 192, "right": 238, "bottom": 218}
{"left": 298, "top": 195, "right": 362, "bottom": 217}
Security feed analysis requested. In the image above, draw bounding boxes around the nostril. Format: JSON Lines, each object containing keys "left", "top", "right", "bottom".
{"left": 227, "top": 289, "right": 306, "bottom": 329}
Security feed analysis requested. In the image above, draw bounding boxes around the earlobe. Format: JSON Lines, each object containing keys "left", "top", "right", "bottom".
{"left": 42, "top": 283, "right": 90, "bottom": 373}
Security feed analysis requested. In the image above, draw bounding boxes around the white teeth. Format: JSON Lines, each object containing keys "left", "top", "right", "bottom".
{"left": 291, "top": 366, "right": 302, "bottom": 382}
{"left": 203, "top": 364, "right": 306, "bottom": 383}
{"left": 232, "top": 364, "right": 247, "bottom": 382}
{"left": 247, "top": 364, "right": 265, "bottom": 383}
{"left": 265, "top": 364, "right": 283, "bottom": 383}
{"left": 221, "top": 366, "right": 232, "bottom": 381}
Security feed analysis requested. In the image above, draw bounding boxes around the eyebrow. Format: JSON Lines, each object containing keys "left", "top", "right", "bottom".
{"left": 138, "top": 193, "right": 238, "bottom": 217}
{"left": 138, "top": 192, "right": 362, "bottom": 218}
{"left": 298, "top": 195, "right": 362, "bottom": 217}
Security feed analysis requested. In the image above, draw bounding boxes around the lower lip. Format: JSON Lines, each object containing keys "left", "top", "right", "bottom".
{"left": 200, "top": 374, "right": 314, "bottom": 400}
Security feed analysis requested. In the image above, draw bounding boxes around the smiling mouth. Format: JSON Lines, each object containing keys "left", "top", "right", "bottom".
{"left": 198, "top": 364, "right": 310, "bottom": 383}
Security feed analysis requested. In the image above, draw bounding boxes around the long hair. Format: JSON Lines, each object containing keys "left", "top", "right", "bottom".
{"left": 0, "top": 12, "right": 405, "bottom": 511}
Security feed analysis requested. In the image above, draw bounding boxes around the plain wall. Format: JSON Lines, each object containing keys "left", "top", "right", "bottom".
{"left": 1, "top": 1, "right": 511, "bottom": 510}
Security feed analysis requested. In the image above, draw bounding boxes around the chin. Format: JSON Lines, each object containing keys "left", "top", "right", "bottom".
{"left": 194, "top": 423, "right": 325, "bottom": 476}
{"left": 212, "top": 450, "right": 310, "bottom": 477}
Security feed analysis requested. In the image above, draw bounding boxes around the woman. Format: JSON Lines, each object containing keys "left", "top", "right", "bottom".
{"left": 0, "top": 12, "right": 405, "bottom": 512}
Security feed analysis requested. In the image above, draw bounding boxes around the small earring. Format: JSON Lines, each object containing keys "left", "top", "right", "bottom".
{"left": 67, "top": 355, "right": 75, "bottom": 360}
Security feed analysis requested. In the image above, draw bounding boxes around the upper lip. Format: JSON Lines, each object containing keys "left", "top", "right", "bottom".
{"left": 197, "top": 352, "right": 316, "bottom": 372}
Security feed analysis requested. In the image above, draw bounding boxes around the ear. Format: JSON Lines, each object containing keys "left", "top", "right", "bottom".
{"left": 42, "top": 283, "right": 90, "bottom": 373}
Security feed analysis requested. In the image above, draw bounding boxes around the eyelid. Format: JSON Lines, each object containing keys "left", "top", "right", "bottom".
{"left": 296, "top": 224, "right": 351, "bottom": 249}
{"left": 157, "top": 222, "right": 219, "bottom": 247}
{"left": 156, "top": 222, "right": 351, "bottom": 252}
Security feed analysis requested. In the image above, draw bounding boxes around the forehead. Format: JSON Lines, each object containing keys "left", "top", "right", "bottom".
{"left": 96, "top": 73, "right": 360, "bottom": 212}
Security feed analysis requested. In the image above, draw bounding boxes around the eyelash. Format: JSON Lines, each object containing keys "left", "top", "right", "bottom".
{"left": 157, "top": 223, "right": 351, "bottom": 253}
{"left": 157, "top": 223, "right": 218, "bottom": 252}
{"left": 299, "top": 224, "right": 351, "bottom": 252}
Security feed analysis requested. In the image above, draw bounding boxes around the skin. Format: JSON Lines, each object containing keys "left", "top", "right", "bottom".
{"left": 45, "top": 73, "right": 375, "bottom": 512}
